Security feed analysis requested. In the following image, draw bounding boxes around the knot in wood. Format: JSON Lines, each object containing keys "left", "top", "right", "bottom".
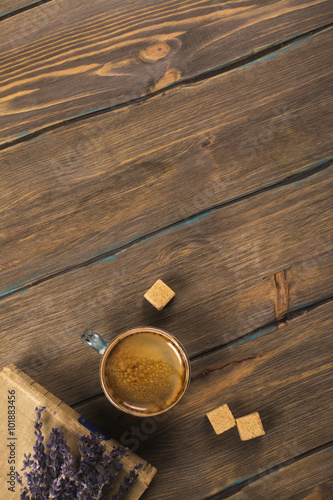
{"left": 140, "top": 42, "right": 171, "bottom": 63}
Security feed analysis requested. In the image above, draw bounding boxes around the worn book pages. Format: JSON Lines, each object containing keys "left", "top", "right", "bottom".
{"left": 0, "top": 364, "right": 156, "bottom": 500}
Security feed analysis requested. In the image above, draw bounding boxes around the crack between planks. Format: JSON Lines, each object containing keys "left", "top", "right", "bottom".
{"left": 192, "top": 355, "right": 259, "bottom": 381}
{"left": 0, "top": 22, "right": 332, "bottom": 151}
{"left": 70, "top": 291, "right": 333, "bottom": 408}
{"left": 205, "top": 440, "right": 333, "bottom": 499}
{"left": 190, "top": 291, "right": 333, "bottom": 363}
{"left": 1, "top": 9, "right": 331, "bottom": 491}
{"left": 71, "top": 392, "right": 105, "bottom": 410}
{"left": 1, "top": 157, "right": 332, "bottom": 300}
{"left": 0, "top": 0, "right": 56, "bottom": 21}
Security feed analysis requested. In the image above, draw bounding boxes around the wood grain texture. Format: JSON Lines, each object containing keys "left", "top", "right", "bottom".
{"left": 289, "top": 481, "right": 333, "bottom": 500}
{"left": 228, "top": 447, "right": 333, "bottom": 500}
{"left": 0, "top": 0, "right": 41, "bottom": 18}
{"left": 74, "top": 301, "right": 333, "bottom": 499}
{"left": 0, "top": 0, "right": 332, "bottom": 142}
{"left": 288, "top": 251, "right": 333, "bottom": 309}
{"left": 1, "top": 29, "right": 333, "bottom": 295}
{"left": 0, "top": 166, "right": 332, "bottom": 403}
{"left": 1, "top": 2, "right": 331, "bottom": 497}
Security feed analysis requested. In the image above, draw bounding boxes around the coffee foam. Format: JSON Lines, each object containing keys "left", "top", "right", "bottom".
{"left": 104, "top": 332, "right": 185, "bottom": 414}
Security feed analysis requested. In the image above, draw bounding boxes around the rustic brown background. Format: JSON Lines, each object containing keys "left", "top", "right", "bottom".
{"left": 1, "top": 1, "right": 332, "bottom": 498}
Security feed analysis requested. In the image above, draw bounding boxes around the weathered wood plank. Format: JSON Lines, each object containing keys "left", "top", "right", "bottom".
{"left": 1, "top": 29, "right": 333, "bottom": 294}
{"left": 288, "top": 251, "right": 333, "bottom": 310}
{"left": 288, "top": 481, "right": 333, "bottom": 500}
{"left": 0, "top": 167, "right": 332, "bottom": 403}
{"left": 0, "top": 0, "right": 332, "bottom": 142}
{"left": 228, "top": 446, "right": 333, "bottom": 500}
{"left": 0, "top": 0, "right": 40, "bottom": 18}
{"left": 74, "top": 302, "right": 333, "bottom": 499}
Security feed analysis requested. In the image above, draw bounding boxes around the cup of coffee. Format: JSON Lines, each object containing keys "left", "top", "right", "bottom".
{"left": 81, "top": 327, "right": 190, "bottom": 417}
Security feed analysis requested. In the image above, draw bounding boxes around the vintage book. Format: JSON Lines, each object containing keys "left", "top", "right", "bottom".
{"left": 0, "top": 364, "right": 156, "bottom": 499}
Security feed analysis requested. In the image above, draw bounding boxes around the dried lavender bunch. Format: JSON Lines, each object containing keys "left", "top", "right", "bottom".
{"left": 75, "top": 432, "right": 127, "bottom": 499}
{"left": 112, "top": 463, "right": 143, "bottom": 500}
{"left": 16, "top": 407, "right": 142, "bottom": 500}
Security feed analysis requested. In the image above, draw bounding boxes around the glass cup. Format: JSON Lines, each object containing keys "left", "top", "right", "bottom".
{"left": 81, "top": 326, "right": 190, "bottom": 417}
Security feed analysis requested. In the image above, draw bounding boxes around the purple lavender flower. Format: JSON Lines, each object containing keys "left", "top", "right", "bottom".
{"left": 112, "top": 463, "right": 143, "bottom": 500}
{"left": 17, "top": 407, "right": 142, "bottom": 500}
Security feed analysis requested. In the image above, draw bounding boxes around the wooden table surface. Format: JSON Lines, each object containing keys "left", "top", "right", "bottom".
{"left": 1, "top": 1, "right": 333, "bottom": 498}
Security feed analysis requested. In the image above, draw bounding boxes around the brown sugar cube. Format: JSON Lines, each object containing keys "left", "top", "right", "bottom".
{"left": 144, "top": 279, "right": 175, "bottom": 310}
{"left": 236, "top": 412, "right": 265, "bottom": 441}
{"left": 206, "top": 404, "right": 236, "bottom": 435}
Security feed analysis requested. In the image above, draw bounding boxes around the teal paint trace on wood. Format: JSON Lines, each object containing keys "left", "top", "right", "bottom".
{"left": 91, "top": 212, "right": 211, "bottom": 266}
{"left": 73, "top": 106, "right": 106, "bottom": 118}
{"left": 142, "top": 211, "right": 211, "bottom": 241}
{"left": 289, "top": 293, "right": 333, "bottom": 312}
{"left": 93, "top": 236, "right": 145, "bottom": 258}
{"left": 242, "top": 34, "right": 317, "bottom": 70}
{"left": 231, "top": 324, "right": 277, "bottom": 348}
{"left": 3, "top": 29, "right": 326, "bottom": 148}
{"left": 301, "top": 157, "right": 333, "bottom": 170}
{"left": 0, "top": 286, "right": 30, "bottom": 298}
{"left": 221, "top": 471, "right": 260, "bottom": 490}
{"left": 185, "top": 32, "right": 318, "bottom": 83}
{"left": 0, "top": 0, "right": 56, "bottom": 20}
{"left": 13, "top": 132, "right": 30, "bottom": 138}
{"left": 91, "top": 156, "right": 332, "bottom": 266}
{"left": 0, "top": 273, "right": 42, "bottom": 297}
{"left": 1, "top": 158, "right": 332, "bottom": 298}
{"left": 99, "top": 254, "right": 117, "bottom": 264}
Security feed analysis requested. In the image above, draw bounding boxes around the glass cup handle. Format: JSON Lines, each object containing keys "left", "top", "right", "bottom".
{"left": 81, "top": 329, "right": 110, "bottom": 355}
